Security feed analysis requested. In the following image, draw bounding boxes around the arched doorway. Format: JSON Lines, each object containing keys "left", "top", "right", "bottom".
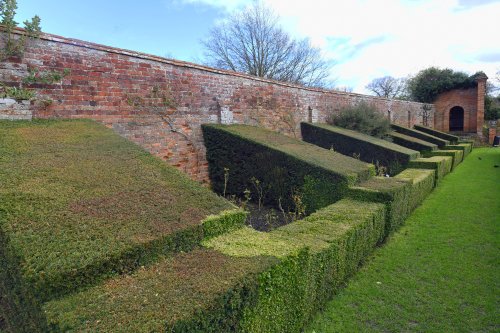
{"left": 449, "top": 106, "right": 464, "bottom": 131}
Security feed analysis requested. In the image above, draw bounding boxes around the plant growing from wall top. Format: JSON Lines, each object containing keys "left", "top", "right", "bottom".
{"left": 0, "top": 0, "right": 41, "bottom": 60}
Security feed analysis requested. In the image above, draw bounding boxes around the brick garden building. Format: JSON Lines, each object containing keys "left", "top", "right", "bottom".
{"left": 433, "top": 73, "right": 488, "bottom": 134}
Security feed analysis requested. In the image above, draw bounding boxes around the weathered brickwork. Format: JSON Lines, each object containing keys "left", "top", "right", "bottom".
{"left": 0, "top": 98, "right": 32, "bottom": 120}
{"left": 1, "top": 29, "right": 436, "bottom": 181}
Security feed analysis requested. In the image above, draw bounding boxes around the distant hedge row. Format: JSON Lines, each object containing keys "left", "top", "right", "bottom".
{"left": 390, "top": 131, "right": 438, "bottom": 152}
{"left": 392, "top": 124, "right": 449, "bottom": 148}
{"left": 301, "top": 123, "right": 419, "bottom": 175}
{"left": 202, "top": 124, "right": 374, "bottom": 214}
{"left": 424, "top": 149, "right": 464, "bottom": 169}
{"left": 408, "top": 156, "right": 453, "bottom": 184}
{"left": 442, "top": 143, "right": 472, "bottom": 157}
{"left": 414, "top": 125, "right": 459, "bottom": 144}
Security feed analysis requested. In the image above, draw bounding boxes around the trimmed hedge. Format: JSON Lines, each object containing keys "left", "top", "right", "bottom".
{"left": 0, "top": 120, "right": 244, "bottom": 332}
{"left": 390, "top": 131, "right": 438, "bottom": 152}
{"left": 408, "top": 156, "right": 453, "bottom": 184}
{"left": 394, "top": 168, "right": 435, "bottom": 212}
{"left": 424, "top": 149, "right": 464, "bottom": 170}
{"left": 45, "top": 199, "right": 387, "bottom": 332}
{"left": 44, "top": 248, "right": 278, "bottom": 332}
{"left": 301, "top": 122, "right": 420, "bottom": 175}
{"left": 442, "top": 143, "right": 472, "bottom": 157}
{"left": 392, "top": 124, "right": 449, "bottom": 147}
{"left": 206, "top": 198, "right": 386, "bottom": 332}
{"left": 414, "top": 124, "right": 459, "bottom": 144}
{"left": 347, "top": 177, "right": 411, "bottom": 237}
{"left": 202, "top": 124, "right": 374, "bottom": 214}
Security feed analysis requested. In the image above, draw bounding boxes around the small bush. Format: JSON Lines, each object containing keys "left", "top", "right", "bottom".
{"left": 327, "top": 102, "right": 391, "bottom": 138}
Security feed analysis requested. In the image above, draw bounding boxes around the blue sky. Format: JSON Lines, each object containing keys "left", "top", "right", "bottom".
{"left": 17, "top": 0, "right": 500, "bottom": 93}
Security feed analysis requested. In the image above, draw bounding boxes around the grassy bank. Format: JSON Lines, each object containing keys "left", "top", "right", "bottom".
{"left": 307, "top": 147, "right": 500, "bottom": 332}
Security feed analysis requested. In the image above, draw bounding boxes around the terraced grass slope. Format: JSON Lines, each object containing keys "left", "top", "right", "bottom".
{"left": 300, "top": 123, "right": 419, "bottom": 175}
{"left": 202, "top": 124, "right": 375, "bottom": 214}
{"left": 0, "top": 120, "right": 242, "bottom": 331}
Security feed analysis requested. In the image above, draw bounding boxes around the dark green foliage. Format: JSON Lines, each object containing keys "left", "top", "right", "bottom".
{"left": 484, "top": 94, "right": 499, "bottom": 121}
{"left": 413, "top": 124, "right": 459, "bottom": 144}
{"left": 301, "top": 122, "right": 419, "bottom": 175}
{"left": 202, "top": 124, "right": 374, "bottom": 214}
{"left": 424, "top": 149, "right": 464, "bottom": 170}
{"left": 326, "top": 102, "right": 391, "bottom": 138}
{"left": 392, "top": 124, "right": 449, "bottom": 147}
{"left": 407, "top": 67, "right": 478, "bottom": 103}
{"left": 408, "top": 156, "right": 453, "bottom": 184}
{"left": 389, "top": 131, "right": 437, "bottom": 152}
{"left": 0, "top": 120, "right": 239, "bottom": 330}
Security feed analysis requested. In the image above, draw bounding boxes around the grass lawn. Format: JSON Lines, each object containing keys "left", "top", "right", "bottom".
{"left": 306, "top": 147, "right": 500, "bottom": 333}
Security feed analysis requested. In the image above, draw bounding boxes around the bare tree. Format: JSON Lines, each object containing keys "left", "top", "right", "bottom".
{"left": 201, "top": 2, "right": 333, "bottom": 88}
{"left": 365, "top": 76, "right": 407, "bottom": 99}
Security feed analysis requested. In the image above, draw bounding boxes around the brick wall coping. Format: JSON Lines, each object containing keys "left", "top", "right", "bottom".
{"left": 4, "top": 26, "right": 432, "bottom": 107}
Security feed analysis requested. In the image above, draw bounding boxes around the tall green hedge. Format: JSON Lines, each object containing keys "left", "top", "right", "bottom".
{"left": 413, "top": 125, "right": 459, "bottom": 144}
{"left": 392, "top": 124, "right": 449, "bottom": 147}
{"left": 301, "top": 123, "right": 419, "bottom": 175}
{"left": 202, "top": 124, "right": 374, "bottom": 214}
{"left": 408, "top": 156, "right": 453, "bottom": 184}
{"left": 390, "top": 131, "right": 438, "bottom": 152}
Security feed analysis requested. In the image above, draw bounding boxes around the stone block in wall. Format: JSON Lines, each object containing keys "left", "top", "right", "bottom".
{"left": 220, "top": 107, "right": 233, "bottom": 124}
{"left": 0, "top": 100, "right": 33, "bottom": 120}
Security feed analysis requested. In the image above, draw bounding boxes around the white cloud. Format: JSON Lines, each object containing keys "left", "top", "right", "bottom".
{"left": 181, "top": 0, "right": 500, "bottom": 93}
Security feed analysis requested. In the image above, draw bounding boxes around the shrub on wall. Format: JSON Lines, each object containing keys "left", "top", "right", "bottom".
{"left": 326, "top": 102, "right": 391, "bottom": 138}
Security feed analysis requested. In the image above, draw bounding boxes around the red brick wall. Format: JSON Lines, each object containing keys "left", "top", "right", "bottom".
{"left": 0, "top": 29, "right": 434, "bottom": 182}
